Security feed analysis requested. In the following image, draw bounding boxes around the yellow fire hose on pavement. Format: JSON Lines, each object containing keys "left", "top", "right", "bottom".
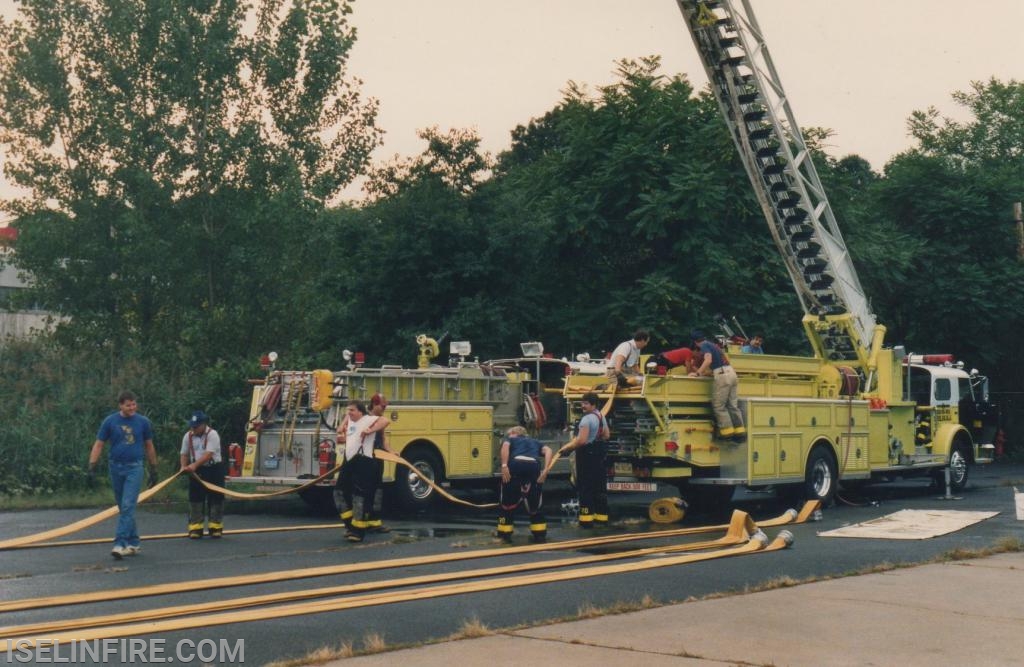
{"left": 0, "top": 502, "right": 817, "bottom": 614}
{"left": 9, "top": 531, "right": 795, "bottom": 647}
{"left": 4, "top": 523, "right": 344, "bottom": 551}
{"left": 0, "top": 464, "right": 346, "bottom": 551}
{"left": 2, "top": 447, "right": 485, "bottom": 552}
{"left": 4, "top": 523, "right": 794, "bottom": 647}
{"left": 0, "top": 472, "right": 184, "bottom": 550}
{"left": 0, "top": 510, "right": 765, "bottom": 638}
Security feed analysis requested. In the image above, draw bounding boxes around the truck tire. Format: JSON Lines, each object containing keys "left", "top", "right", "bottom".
{"left": 391, "top": 447, "right": 444, "bottom": 511}
{"left": 788, "top": 446, "right": 838, "bottom": 507}
{"left": 934, "top": 439, "right": 971, "bottom": 493}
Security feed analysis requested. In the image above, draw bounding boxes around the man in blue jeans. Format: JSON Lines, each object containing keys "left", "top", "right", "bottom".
{"left": 88, "top": 391, "right": 159, "bottom": 559}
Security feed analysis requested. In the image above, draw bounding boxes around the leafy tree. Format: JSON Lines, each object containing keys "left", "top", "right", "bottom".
{"left": 873, "top": 79, "right": 1024, "bottom": 388}
{"left": 0, "top": 0, "right": 382, "bottom": 361}
{"left": 491, "top": 56, "right": 804, "bottom": 356}
{"left": 363, "top": 126, "right": 493, "bottom": 200}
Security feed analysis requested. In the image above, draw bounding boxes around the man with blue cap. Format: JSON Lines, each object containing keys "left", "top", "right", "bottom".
{"left": 179, "top": 410, "right": 225, "bottom": 538}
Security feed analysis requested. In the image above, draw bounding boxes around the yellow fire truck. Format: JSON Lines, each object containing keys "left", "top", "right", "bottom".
{"left": 232, "top": 340, "right": 602, "bottom": 509}
{"left": 557, "top": 0, "right": 997, "bottom": 510}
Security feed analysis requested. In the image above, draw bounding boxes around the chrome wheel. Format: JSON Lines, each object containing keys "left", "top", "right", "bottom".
{"left": 393, "top": 447, "right": 444, "bottom": 510}
{"left": 948, "top": 442, "right": 970, "bottom": 492}
{"left": 811, "top": 456, "right": 834, "bottom": 498}
{"left": 802, "top": 446, "right": 838, "bottom": 507}
{"left": 407, "top": 461, "right": 436, "bottom": 501}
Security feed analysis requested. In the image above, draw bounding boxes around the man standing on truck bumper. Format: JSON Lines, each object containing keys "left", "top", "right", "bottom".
{"left": 560, "top": 392, "right": 611, "bottom": 528}
{"left": 692, "top": 330, "right": 746, "bottom": 443}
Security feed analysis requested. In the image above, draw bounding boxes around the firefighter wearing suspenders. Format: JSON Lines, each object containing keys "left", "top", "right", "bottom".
{"left": 366, "top": 393, "right": 393, "bottom": 533}
{"left": 333, "top": 400, "right": 389, "bottom": 543}
{"left": 560, "top": 392, "right": 610, "bottom": 528}
{"left": 179, "top": 410, "right": 225, "bottom": 538}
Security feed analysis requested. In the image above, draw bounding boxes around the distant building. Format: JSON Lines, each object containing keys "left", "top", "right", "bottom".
{"left": 0, "top": 226, "right": 60, "bottom": 338}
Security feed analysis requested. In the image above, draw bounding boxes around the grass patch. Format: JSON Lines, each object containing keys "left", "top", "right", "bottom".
{"left": 264, "top": 642, "right": 354, "bottom": 667}
{"left": 1, "top": 489, "right": 120, "bottom": 511}
{"left": 264, "top": 632, "right": 391, "bottom": 666}
{"left": 361, "top": 632, "right": 387, "bottom": 652}
{"left": 932, "top": 536, "right": 1024, "bottom": 562}
{"left": 575, "top": 594, "right": 657, "bottom": 620}
{"left": 446, "top": 617, "right": 493, "bottom": 640}
{"left": 0, "top": 486, "right": 191, "bottom": 512}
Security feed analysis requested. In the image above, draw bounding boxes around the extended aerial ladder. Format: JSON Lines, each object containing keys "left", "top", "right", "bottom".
{"left": 675, "top": 0, "right": 886, "bottom": 390}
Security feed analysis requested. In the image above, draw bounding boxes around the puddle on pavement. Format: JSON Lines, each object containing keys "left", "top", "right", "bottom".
{"left": 397, "top": 526, "right": 489, "bottom": 539}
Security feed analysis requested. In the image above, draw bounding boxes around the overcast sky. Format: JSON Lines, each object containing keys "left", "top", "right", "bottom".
{"left": 1, "top": 0, "right": 1022, "bottom": 212}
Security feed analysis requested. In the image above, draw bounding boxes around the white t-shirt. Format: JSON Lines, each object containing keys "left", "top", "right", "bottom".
{"left": 610, "top": 339, "right": 640, "bottom": 371}
{"left": 180, "top": 427, "right": 222, "bottom": 464}
{"left": 344, "top": 415, "right": 379, "bottom": 460}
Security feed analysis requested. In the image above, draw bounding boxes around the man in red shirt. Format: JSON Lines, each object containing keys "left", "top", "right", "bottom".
{"left": 652, "top": 346, "right": 696, "bottom": 373}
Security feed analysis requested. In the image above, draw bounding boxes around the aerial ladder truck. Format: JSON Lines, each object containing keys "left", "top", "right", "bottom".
{"left": 563, "top": 0, "right": 997, "bottom": 510}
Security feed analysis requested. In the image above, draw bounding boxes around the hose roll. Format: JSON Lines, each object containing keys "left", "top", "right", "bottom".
{"left": 648, "top": 497, "right": 687, "bottom": 524}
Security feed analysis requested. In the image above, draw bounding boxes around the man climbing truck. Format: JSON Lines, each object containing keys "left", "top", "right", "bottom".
{"left": 561, "top": 0, "right": 996, "bottom": 512}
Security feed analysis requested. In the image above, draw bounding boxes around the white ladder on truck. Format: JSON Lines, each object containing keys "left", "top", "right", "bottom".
{"left": 675, "top": 0, "right": 877, "bottom": 365}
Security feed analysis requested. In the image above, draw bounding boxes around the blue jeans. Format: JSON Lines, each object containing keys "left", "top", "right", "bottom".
{"left": 110, "top": 461, "right": 143, "bottom": 547}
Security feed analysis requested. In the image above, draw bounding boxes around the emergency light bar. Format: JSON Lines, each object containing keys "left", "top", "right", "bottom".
{"left": 904, "top": 354, "right": 955, "bottom": 366}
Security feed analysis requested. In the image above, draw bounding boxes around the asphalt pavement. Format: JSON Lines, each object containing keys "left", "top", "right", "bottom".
{"left": 1, "top": 463, "right": 1022, "bottom": 666}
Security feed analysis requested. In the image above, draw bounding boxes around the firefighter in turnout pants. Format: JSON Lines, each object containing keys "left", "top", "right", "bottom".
{"left": 560, "top": 392, "right": 611, "bottom": 528}
{"left": 366, "top": 393, "right": 393, "bottom": 533}
{"left": 333, "top": 401, "right": 388, "bottom": 543}
{"left": 497, "top": 426, "right": 553, "bottom": 543}
{"left": 179, "top": 410, "right": 225, "bottom": 538}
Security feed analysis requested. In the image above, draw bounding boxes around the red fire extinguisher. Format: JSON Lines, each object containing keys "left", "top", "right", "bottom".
{"left": 228, "top": 443, "right": 243, "bottom": 477}
{"left": 318, "top": 439, "right": 336, "bottom": 476}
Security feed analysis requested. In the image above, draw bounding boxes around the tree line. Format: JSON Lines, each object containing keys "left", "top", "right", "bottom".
{"left": 1, "top": 1, "right": 1022, "bottom": 494}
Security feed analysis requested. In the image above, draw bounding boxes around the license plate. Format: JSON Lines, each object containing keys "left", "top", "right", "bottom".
{"left": 613, "top": 462, "right": 633, "bottom": 475}
{"left": 606, "top": 481, "right": 657, "bottom": 492}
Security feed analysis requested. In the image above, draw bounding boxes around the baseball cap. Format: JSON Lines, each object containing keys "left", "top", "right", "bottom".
{"left": 188, "top": 410, "right": 209, "bottom": 428}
